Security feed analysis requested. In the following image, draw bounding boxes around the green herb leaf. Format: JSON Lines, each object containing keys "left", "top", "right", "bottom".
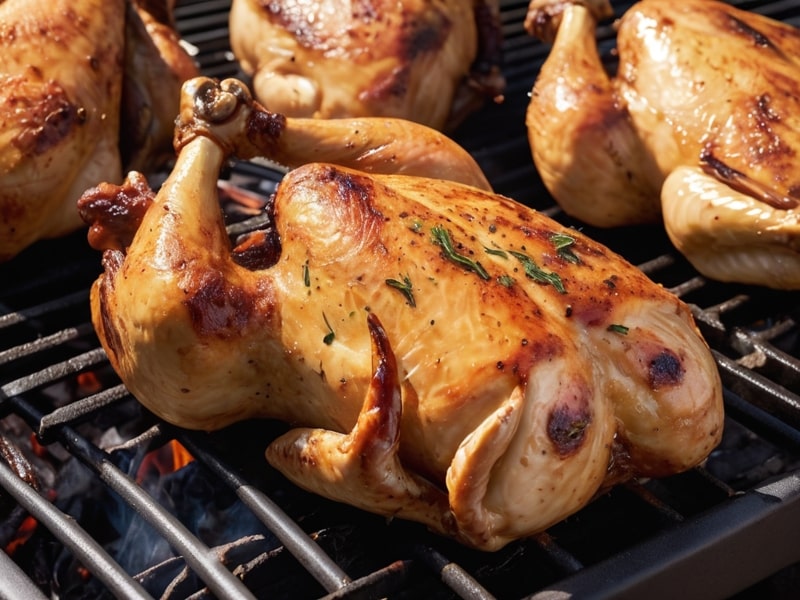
{"left": 322, "top": 313, "right": 335, "bottom": 345}
{"left": 431, "top": 225, "right": 490, "bottom": 280}
{"left": 508, "top": 250, "right": 566, "bottom": 293}
{"left": 386, "top": 274, "right": 416, "bottom": 307}
{"left": 607, "top": 324, "right": 629, "bottom": 335}
{"left": 497, "top": 274, "right": 515, "bottom": 288}
{"left": 302, "top": 260, "right": 311, "bottom": 287}
{"left": 405, "top": 217, "right": 424, "bottom": 233}
{"left": 484, "top": 246, "right": 508, "bottom": 258}
{"left": 550, "top": 233, "right": 580, "bottom": 264}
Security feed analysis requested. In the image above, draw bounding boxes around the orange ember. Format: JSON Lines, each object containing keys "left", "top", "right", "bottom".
{"left": 77, "top": 371, "right": 103, "bottom": 395}
{"left": 5, "top": 515, "right": 37, "bottom": 556}
{"left": 28, "top": 433, "right": 49, "bottom": 459}
{"left": 135, "top": 440, "right": 194, "bottom": 483}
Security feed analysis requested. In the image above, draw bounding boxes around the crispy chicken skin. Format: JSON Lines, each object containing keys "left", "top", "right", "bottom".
{"left": 526, "top": 0, "right": 800, "bottom": 289}
{"left": 0, "top": 0, "right": 196, "bottom": 261}
{"left": 79, "top": 77, "right": 723, "bottom": 550}
{"left": 228, "top": 0, "right": 505, "bottom": 131}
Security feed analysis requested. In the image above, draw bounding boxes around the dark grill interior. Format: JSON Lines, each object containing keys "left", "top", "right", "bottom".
{"left": 2, "top": 1, "right": 800, "bottom": 598}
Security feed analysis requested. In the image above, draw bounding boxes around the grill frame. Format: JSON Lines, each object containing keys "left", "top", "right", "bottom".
{"left": 2, "top": 1, "right": 800, "bottom": 598}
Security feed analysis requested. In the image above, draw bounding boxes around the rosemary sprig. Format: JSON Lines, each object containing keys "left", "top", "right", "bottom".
{"left": 431, "top": 225, "right": 490, "bottom": 280}
{"left": 508, "top": 250, "right": 566, "bottom": 294}
{"left": 607, "top": 324, "right": 629, "bottom": 335}
{"left": 386, "top": 274, "right": 416, "bottom": 307}
{"left": 550, "top": 232, "right": 580, "bottom": 264}
{"left": 484, "top": 246, "right": 508, "bottom": 259}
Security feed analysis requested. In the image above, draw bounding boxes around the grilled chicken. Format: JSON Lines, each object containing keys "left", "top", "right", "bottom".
{"left": 0, "top": 0, "right": 197, "bottom": 262}
{"left": 228, "top": 0, "right": 506, "bottom": 131}
{"left": 78, "top": 77, "right": 723, "bottom": 551}
{"left": 526, "top": 0, "right": 800, "bottom": 289}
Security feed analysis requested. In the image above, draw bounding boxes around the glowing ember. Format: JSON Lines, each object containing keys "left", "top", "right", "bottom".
{"left": 136, "top": 440, "right": 195, "bottom": 483}
{"left": 5, "top": 515, "right": 37, "bottom": 556}
{"left": 77, "top": 371, "right": 103, "bottom": 396}
{"left": 28, "top": 433, "right": 49, "bottom": 460}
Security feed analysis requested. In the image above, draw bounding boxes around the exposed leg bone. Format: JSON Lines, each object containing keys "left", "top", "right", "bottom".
{"left": 175, "top": 77, "right": 492, "bottom": 191}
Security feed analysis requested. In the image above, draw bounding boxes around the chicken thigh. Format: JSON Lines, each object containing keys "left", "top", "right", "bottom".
{"left": 0, "top": 0, "right": 196, "bottom": 261}
{"left": 228, "top": 0, "right": 506, "bottom": 131}
{"left": 526, "top": 0, "right": 800, "bottom": 289}
{"left": 78, "top": 77, "right": 723, "bottom": 550}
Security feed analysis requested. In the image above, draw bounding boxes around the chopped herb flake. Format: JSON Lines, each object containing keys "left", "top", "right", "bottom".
{"left": 406, "top": 217, "right": 424, "bottom": 233}
{"left": 607, "top": 324, "right": 629, "bottom": 335}
{"left": 497, "top": 274, "right": 515, "bottom": 287}
{"left": 431, "top": 225, "right": 490, "bottom": 280}
{"left": 302, "top": 260, "right": 310, "bottom": 287}
{"left": 386, "top": 274, "right": 416, "bottom": 307}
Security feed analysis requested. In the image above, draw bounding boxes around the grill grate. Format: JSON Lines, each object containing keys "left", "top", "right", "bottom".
{"left": 2, "top": 1, "right": 800, "bottom": 598}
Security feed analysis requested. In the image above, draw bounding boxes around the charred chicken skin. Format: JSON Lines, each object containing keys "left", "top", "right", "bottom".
{"left": 0, "top": 0, "right": 197, "bottom": 261}
{"left": 526, "top": 0, "right": 800, "bottom": 289}
{"left": 79, "top": 77, "right": 723, "bottom": 551}
{"left": 229, "top": 0, "right": 506, "bottom": 131}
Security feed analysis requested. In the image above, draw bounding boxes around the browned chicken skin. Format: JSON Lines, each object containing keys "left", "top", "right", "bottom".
{"left": 229, "top": 0, "right": 506, "bottom": 130}
{"left": 526, "top": 0, "right": 800, "bottom": 289}
{"left": 0, "top": 0, "right": 197, "bottom": 261}
{"left": 79, "top": 77, "right": 723, "bottom": 551}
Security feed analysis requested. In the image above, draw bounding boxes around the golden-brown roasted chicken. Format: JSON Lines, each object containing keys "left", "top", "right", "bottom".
{"left": 526, "top": 0, "right": 800, "bottom": 289}
{"left": 228, "top": 0, "right": 506, "bottom": 131}
{"left": 0, "top": 0, "right": 197, "bottom": 261}
{"left": 78, "top": 77, "right": 723, "bottom": 551}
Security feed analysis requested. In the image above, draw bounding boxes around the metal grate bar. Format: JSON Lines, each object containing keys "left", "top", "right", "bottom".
{"left": 177, "top": 429, "right": 352, "bottom": 594}
{"left": 0, "top": 548, "right": 48, "bottom": 600}
{"left": 0, "top": 291, "right": 88, "bottom": 330}
{"left": 526, "top": 471, "right": 800, "bottom": 600}
{"left": 0, "top": 323, "right": 94, "bottom": 366}
{"left": 107, "top": 423, "right": 170, "bottom": 457}
{"left": 532, "top": 532, "right": 584, "bottom": 575}
{"left": 411, "top": 544, "right": 497, "bottom": 600}
{"left": 1, "top": 261, "right": 97, "bottom": 301}
{"left": 38, "top": 384, "right": 131, "bottom": 442}
{"left": 6, "top": 395, "right": 257, "bottom": 600}
{"left": 622, "top": 481, "right": 686, "bottom": 524}
{"left": 0, "top": 459, "right": 153, "bottom": 600}
{"left": 721, "top": 388, "right": 800, "bottom": 455}
{"left": 318, "top": 560, "right": 416, "bottom": 600}
{"left": 1, "top": 348, "right": 107, "bottom": 400}
{"left": 715, "top": 352, "right": 800, "bottom": 431}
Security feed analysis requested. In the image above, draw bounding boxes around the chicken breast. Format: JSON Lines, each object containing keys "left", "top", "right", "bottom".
{"left": 78, "top": 77, "right": 723, "bottom": 551}
{"left": 525, "top": 0, "right": 800, "bottom": 288}
{"left": 0, "top": 0, "right": 196, "bottom": 261}
{"left": 228, "top": 0, "right": 505, "bottom": 131}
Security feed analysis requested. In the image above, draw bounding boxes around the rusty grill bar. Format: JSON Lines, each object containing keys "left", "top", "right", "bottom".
{"left": 2, "top": 1, "right": 800, "bottom": 598}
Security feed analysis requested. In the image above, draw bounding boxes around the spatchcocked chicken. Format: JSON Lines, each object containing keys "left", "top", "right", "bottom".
{"left": 228, "top": 0, "right": 506, "bottom": 131}
{"left": 525, "top": 0, "right": 800, "bottom": 289}
{"left": 78, "top": 77, "right": 723, "bottom": 551}
{"left": 0, "top": 0, "right": 197, "bottom": 261}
